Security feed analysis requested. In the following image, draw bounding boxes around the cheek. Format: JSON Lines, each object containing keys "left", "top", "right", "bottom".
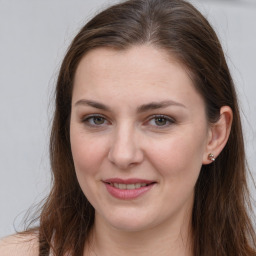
{"left": 147, "top": 130, "right": 206, "bottom": 182}
{"left": 70, "top": 127, "right": 108, "bottom": 202}
{"left": 70, "top": 127, "right": 107, "bottom": 176}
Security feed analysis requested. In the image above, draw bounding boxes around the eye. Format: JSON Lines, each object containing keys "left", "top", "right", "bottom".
{"left": 147, "top": 115, "right": 175, "bottom": 128}
{"left": 154, "top": 117, "right": 168, "bottom": 126}
{"left": 82, "top": 114, "right": 109, "bottom": 127}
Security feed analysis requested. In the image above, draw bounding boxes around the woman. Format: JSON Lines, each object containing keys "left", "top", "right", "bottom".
{"left": 1, "top": 0, "right": 255, "bottom": 255}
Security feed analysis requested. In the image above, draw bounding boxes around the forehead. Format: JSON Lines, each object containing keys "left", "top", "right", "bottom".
{"left": 74, "top": 46, "right": 187, "bottom": 84}
{"left": 72, "top": 45, "right": 204, "bottom": 111}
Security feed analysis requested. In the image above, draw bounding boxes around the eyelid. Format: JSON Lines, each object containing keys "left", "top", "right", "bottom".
{"left": 82, "top": 114, "right": 110, "bottom": 127}
{"left": 145, "top": 114, "right": 176, "bottom": 128}
{"left": 81, "top": 113, "right": 175, "bottom": 129}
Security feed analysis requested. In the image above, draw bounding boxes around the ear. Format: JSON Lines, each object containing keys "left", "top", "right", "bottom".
{"left": 202, "top": 106, "right": 233, "bottom": 164}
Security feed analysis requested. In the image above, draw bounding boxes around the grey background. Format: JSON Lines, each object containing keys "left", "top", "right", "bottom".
{"left": 0, "top": 0, "right": 256, "bottom": 238}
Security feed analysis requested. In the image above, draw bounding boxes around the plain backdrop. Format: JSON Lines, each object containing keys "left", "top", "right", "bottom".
{"left": 0, "top": 0, "right": 256, "bottom": 238}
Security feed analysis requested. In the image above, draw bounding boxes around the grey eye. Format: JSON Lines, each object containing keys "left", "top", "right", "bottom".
{"left": 154, "top": 117, "right": 168, "bottom": 126}
{"left": 92, "top": 116, "right": 105, "bottom": 125}
{"left": 147, "top": 115, "right": 175, "bottom": 128}
{"left": 83, "top": 115, "right": 108, "bottom": 127}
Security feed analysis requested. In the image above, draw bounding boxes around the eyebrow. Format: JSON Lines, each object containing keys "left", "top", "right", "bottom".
{"left": 75, "top": 99, "right": 110, "bottom": 111}
{"left": 137, "top": 100, "right": 186, "bottom": 112}
{"left": 74, "top": 99, "right": 186, "bottom": 113}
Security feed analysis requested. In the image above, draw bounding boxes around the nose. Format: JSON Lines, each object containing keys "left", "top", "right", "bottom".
{"left": 108, "top": 124, "right": 144, "bottom": 170}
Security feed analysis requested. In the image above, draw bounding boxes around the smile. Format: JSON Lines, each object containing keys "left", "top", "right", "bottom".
{"left": 103, "top": 178, "right": 156, "bottom": 200}
{"left": 109, "top": 183, "right": 148, "bottom": 189}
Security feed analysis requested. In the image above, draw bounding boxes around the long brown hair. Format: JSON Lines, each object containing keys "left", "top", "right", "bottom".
{"left": 22, "top": 0, "right": 256, "bottom": 255}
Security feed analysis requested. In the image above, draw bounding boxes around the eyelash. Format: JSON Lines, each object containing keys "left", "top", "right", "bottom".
{"left": 147, "top": 115, "right": 175, "bottom": 128}
{"left": 81, "top": 114, "right": 175, "bottom": 129}
{"left": 82, "top": 114, "right": 109, "bottom": 127}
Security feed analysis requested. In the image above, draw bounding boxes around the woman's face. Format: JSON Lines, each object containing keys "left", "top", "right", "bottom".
{"left": 70, "top": 46, "right": 211, "bottom": 232}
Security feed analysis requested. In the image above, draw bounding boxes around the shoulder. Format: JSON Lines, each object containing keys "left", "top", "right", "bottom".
{"left": 0, "top": 233, "right": 39, "bottom": 256}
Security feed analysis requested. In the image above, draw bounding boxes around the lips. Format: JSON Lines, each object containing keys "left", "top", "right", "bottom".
{"left": 103, "top": 178, "right": 156, "bottom": 200}
{"left": 110, "top": 183, "right": 148, "bottom": 189}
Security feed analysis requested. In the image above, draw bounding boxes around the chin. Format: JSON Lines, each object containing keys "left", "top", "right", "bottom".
{"left": 99, "top": 209, "right": 158, "bottom": 233}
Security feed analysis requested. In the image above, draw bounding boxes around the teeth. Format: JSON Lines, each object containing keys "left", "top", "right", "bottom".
{"left": 111, "top": 183, "right": 148, "bottom": 190}
{"left": 119, "top": 184, "right": 126, "bottom": 189}
{"left": 113, "top": 183, "right": 119, "bottom": 189}
{"left": 126, "top": 184, "right": 135, "bottom": 190}
{"left": 138, "top": 183, "right": 146, "bottom": 188}
{"left": 135, "top": 183, "right": 141, "bottom": 189}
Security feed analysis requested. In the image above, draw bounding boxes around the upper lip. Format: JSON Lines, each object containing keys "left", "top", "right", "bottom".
{"left": 103, "top": 178, "right": 156, "bottom": 184}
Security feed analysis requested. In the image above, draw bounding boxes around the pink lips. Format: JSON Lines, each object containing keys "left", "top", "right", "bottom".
{"left": 103, "top": 178, "right": 156, "bottom": 200}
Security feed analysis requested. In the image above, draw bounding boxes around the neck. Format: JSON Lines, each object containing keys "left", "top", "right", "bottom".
{"left": 85, "top": 211, "right": 193, "bottom": 256}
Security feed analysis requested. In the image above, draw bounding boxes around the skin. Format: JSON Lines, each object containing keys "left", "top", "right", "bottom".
{"left": 0, "top": 45, "right": 232, "bottom": 256}
{"left": 69, "top": 45, "right": 232, "bottom": 256}
{"left": 0, "top": 234, "right": 38, "bottom": 256}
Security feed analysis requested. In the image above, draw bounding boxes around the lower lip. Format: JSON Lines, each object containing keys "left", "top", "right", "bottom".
{"left": 104, "top": 183, "right": 155, "bottom": 200}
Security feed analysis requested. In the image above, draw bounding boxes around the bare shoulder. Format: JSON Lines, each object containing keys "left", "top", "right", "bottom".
{"left": 0, "top": 233, "right": 39, "bottom": 256}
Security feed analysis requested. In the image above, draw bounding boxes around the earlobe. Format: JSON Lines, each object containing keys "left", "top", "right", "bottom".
{"left": 202, "top": 106, "right": 233, "bottom": 165}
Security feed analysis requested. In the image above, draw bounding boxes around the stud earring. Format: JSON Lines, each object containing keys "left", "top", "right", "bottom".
{"left": 208, "top": 153, "right": 215, "bottom": 162}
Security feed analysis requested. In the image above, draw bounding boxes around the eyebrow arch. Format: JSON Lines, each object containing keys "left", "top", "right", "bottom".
{"left": 74, "top": 99, "right": 186, "bottom": 112}
{"left": 75, "top": 99, "right": 110, "bottom": 111}
{"left": 137, "top": 100, "right": 186, "bottom": 113}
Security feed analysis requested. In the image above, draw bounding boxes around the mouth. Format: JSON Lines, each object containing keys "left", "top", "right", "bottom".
{"left": 106, "top": 182, "right": 155, "bottom": 190}
{"left": 103, "top": 178, "right": 156, "bottom": 199}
